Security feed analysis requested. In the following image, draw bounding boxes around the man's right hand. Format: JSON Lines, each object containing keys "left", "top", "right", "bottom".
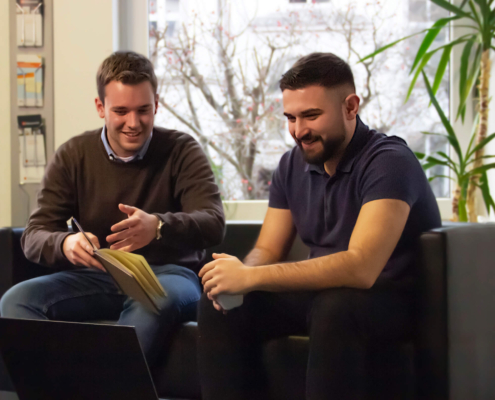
{"left": 62, "top": 232, "right": 105, "bottom": 271}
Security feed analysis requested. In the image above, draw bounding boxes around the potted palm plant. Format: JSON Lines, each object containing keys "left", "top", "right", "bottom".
{"left": 418, "top": 72, "right": 495, "bottom": 221}
{"left": 361, "top": 0, "right": 495, "bottom": 222}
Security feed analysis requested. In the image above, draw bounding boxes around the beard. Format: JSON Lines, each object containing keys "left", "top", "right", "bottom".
{"left": 297, "top": 129, "right": 346, "bottom": 165}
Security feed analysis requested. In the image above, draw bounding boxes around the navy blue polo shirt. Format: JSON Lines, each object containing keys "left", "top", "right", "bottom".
{"left": 269, "top": 116, "right": 441, "bottom": 280}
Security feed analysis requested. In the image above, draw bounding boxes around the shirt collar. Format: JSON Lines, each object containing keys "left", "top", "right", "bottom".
{"left": 304, "top": 115, "right": 369, "bottom": 175}
{"left": 100, "top": 126, "right": 153, "bottom": 163}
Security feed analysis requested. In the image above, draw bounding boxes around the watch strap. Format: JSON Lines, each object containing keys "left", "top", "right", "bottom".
{"left": 154, "top": 215, "right": 164, "bottom": 240}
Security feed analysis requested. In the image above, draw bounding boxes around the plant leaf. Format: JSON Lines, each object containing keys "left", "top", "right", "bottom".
{"left": 359, "top": 24, "right": 466, "bottom": 65}
{"left": 427, "top": 33, "right": 474, "bottom": 53}
{"left": 458, "top": 38, "right": 476, "bottom": 111}
{"left": 467, "top": 132, "right": 495, "bottom": 160}
{"left": 407, "top": 34, "right": 472, "bottom": 102}
{"left": 458, "top": 42, "right": 482, "bottom": 121}
{"left": 358, "top": 31, "right": 424, "bottom": 63}
{"left": 415, "top": 152, "right": 426, "bottom": 160}
{"left": 430, "top": 0, "right": 475, "bottom": 20}
{"left": 436, "top": 151, "right": 459, "bottom": 172}
{"left": 422, "top": 162, "right": 438, "bottom": 171}
{"left": 468, "top": 1, "right": 483, "bottom": 29}
{"left": 410, "top": 16, "right": 460, "bottom": 72}
{"left": 470, "top": 162, "right": 495, "bottom": 176}
{"left": 426, "top": 155, "right": 451, "bottom": 167}
{"left": 465, "top": 113, "right": 480, "bottom": 157}
{"left": 421, "top": 131, "right": 448, "bottom": 138}
{"left": 432, "top": 45, "right": 452, "bottom": 95}
{"left": 461, "top": 177, "right": 470, "bottom": 207}
{"left": 422, "top": 72, "right": 464, "bottom": 164}
{"left": 473, "top": 0, "right": 490, "bottom": 27}
{"left": 479, "top": 171, "right": 495, "bottom": 214}
{"left": 467, "top": 155, "right": 495, "bottom": 165}
{"left": 458, "top": 197, "right": 468, "bottom": 221}
{"left": 428, "top": 174, "right": 456, "bottom": 182}
{"left": 406, "top": 52, "right": 434, "bottom": 102}
{"left": 473, "top": 0, "right": 489, "bottom": 13}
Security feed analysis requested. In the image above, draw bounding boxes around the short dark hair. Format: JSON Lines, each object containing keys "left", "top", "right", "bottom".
{"left": 279, "top": 52, "right": 355, "bottom": 92}
{"left": 96, "top": 51, "right": 158, "bottom": 103}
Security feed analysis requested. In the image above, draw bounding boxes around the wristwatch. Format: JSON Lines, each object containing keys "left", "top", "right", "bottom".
{"left": 155, "top": 215, "right": 164, "bottom": 240}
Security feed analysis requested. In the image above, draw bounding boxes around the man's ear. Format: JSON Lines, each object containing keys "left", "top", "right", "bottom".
{"left": 343, "top": 94, "right": 360, "bottom": 120}
{"left": 95, "top": 97, "right": 105, "bottom": 119}
{"left": 154, "top": 93, "right": 159, "bottom": 115}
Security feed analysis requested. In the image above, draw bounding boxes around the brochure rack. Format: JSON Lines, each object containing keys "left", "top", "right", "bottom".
{"left": 10, "top": 0, "right": 54, "bottom": 226}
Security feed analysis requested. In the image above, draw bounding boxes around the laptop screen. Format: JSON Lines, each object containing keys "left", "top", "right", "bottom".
{"left": 0, "top": 318, "right": 159, "bottom": 400}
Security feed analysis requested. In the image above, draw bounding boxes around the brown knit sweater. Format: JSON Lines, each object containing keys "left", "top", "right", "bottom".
{"left": 21, "top": 127, "right": 225, "bottom": 271}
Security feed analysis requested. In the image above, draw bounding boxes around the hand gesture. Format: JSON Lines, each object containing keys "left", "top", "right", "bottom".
{"left": 62, "top": 232, "right": 105, "bottom": 271}
{"left": 106, "top": 204, "right": 158, "bottom": 252}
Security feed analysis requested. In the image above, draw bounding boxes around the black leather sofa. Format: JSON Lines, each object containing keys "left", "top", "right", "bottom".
{"left": 1, "top": 222, "right": 494, "bottom": 399}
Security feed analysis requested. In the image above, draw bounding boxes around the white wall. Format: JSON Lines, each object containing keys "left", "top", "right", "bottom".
{"left": 53, "top": 0, "right": 114, "bottom": 148}
{"left": 0, "top": 0, "right": 11, "bottom": 227}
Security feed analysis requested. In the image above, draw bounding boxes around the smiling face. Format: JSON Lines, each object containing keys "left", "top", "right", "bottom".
{"left": 95, "top": 80, "right": 158, "bottom": 158}
{"left": 283, "top": 85, "right": 358, "bottom": 170}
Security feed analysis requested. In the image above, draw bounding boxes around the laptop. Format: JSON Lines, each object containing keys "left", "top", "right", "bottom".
{"left": 0, "top": 318, "right": 161, "bottom": 400}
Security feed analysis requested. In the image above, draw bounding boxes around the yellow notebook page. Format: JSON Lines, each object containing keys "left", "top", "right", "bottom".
{"left": 99, "top": 249, "right": 159, "bottom": 298}
{"left": 118, "top": 252, "right": 165, "bottom": 296}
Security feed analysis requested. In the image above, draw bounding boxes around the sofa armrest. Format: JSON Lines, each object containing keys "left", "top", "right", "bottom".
{"left": 0, "top": 227, "right": 54, "bottom": 299}
{"left": 415, "top": 222, "right": 495, "bottom": 400}
{"left": 442, "top": 223, "right": 495, "bottom": 399}
{"left": 0, "top": 228, "right": 14, "bottom": 298}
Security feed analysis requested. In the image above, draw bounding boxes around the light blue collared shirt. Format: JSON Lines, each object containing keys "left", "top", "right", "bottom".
{"left": 101, "top": 126, "right": 153, "bottom": 162}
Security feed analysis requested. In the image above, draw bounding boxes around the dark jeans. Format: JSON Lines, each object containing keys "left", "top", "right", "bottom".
{"left": 197, "top": 277, "right": 415, "bottom": 400}
{"left": 0, "top": 264, "right": 201, "bottom": 366}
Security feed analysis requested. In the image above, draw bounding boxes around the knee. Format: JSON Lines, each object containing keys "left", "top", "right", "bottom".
{"left": 310, "top": 288, "right": 366, "bottom": 337}
{"left": 0, "top": 281, "right": 38, "bottom": 317}
{"left": 141, "top": 288, "right": 199, "bottom": 324}
{"left": 154, "top": 269, "right": 201, "bottom": 315}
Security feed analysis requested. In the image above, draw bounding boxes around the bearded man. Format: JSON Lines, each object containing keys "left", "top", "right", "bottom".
{"left": 196, "top": 52, "right": 441, "bottom": 400}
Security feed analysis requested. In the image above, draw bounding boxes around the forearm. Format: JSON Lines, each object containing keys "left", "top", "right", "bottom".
{"left": 22, "top": 225, "right": 73, "bottom": 268}
{"left": 248, "top": 250, "right": 376, "bottom": 292}
{"left": 157, "top": 208, "right": 225, "bottom": 250}
{"left": 22, "top": 191, "right": 74, "bottom": 268}
{"left": 21, "top": 145, "right": 77, "bottom": 268}
{"left": 243, "top": 247, "right": 280, "bottom": 267}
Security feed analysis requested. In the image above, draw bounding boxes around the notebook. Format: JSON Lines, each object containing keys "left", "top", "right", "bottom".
{"left": 71, "top": 217, "right": 166, "bottom": 315}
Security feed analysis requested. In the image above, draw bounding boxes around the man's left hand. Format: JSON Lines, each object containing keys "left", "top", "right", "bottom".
{"left": 106, "top": 204, "right": 158, "bottom": 252}
{"left": 199, "top": 253, "right": 254, "bottom": 297}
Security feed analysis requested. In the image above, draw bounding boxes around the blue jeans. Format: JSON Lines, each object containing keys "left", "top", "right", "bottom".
{"left": 0, "top": 264, "right": 201, "bottom": 365}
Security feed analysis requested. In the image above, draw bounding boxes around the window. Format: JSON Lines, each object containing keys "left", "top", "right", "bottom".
{"left": 149, "top": 0, "right": 451, "bottom": 203}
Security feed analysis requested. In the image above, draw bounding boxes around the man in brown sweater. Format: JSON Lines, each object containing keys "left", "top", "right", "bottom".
{"left": 0, "top": 51, "right": 225, "bottom": 364}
